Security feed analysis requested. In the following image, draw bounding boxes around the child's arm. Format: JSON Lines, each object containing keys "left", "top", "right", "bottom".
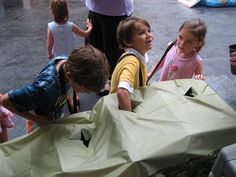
{"left": 47, "top": 27, "right": 53, "bottom": 59}
{"left": 194, "top": 62, "right": 205, "bottom": 80}
{"left": 0, "top": 94, "right": 49, "bottom": 125}
{"left": 117, "top": 88, "right": 132, "bottom": 112}
{"left": 72, "top": 19, "right": 93, "bottom": 38}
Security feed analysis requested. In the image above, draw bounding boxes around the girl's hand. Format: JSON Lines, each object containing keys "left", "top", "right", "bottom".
{"left": 86, "top": 19, "right": 93, "bottom": 30}
{"left": 194, "top": 74, "right": 205, "bottom": 80}
{"left": 48, "top": 53, "right": 53, "bottom": 60}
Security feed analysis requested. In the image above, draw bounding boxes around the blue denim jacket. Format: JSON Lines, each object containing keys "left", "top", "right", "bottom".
{"left": 8, "top": 59, "right": 69, "bottom": 120}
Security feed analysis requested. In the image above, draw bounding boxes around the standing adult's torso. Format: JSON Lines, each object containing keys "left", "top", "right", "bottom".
{"left": 85, "top": 0, "right": 133, "bottom": 16}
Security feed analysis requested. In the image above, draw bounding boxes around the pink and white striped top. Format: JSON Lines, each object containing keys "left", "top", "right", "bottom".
{"left": 159, "top": 45, "right": 202, "bottom": 81}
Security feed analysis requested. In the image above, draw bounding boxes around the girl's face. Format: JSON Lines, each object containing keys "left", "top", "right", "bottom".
{"left": 128, "top": 22, "right": 153, "bottom": 55}
{"left": 176, "top": 28, "right": 199, "bottom": 57}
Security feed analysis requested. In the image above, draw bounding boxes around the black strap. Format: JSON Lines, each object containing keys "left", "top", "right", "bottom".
{"left": 117, "top": 53, "right": 144, "bottom": 87}
{"left": 147, "top": 40, "right": 176, "bottom": 83}
{"left": 67, "top": 90, "right": 78, "bottom": 114}
{"left": 58, "top": 62, "right": 78, "bottom": 114}
{"left": 59, "top": 62, "right": 66, "bottom": 94}
{"left": 72, "top": 90, "right": 78, "bottom": 113}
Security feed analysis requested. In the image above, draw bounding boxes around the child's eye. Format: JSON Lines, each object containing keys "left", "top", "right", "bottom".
{"left": 138, "top": 29, "right": 151, "bottom": 35}
{"left": 187, "top": 40, "right": 193, "bottom": 45}
{"left": 138, "top": 31, "right": 145, "bottom": 35}
{"left": 178, "top": 35, "right": 182, "bottom": 40}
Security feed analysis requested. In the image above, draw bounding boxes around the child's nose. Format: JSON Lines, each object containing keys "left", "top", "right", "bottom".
{"left": 147, "top": 32, "right": 153, "bottom": 38}
{"left": 179, "top": 40, "right": 185, "bottom": 46}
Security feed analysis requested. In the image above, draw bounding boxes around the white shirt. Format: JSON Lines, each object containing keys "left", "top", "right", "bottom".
{"left": 48, "top": 21, "right": 75, "bottom": 59}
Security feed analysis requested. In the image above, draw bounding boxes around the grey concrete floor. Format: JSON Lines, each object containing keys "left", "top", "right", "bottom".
{"left": 0, "top": 0, "right": 236, "bottom": 140}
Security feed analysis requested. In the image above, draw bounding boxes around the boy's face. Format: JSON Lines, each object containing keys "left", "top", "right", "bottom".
{"left": 128, "top": 22, "right": 153, "bottom": 55}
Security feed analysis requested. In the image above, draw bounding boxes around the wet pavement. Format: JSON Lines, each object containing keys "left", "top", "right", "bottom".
{"left": 0, "top": 0, "right": 236, "bottom": 140}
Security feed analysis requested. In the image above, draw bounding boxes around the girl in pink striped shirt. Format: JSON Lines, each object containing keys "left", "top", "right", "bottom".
{"left": 151, "top": 18, "right": 207, "bottom": 81}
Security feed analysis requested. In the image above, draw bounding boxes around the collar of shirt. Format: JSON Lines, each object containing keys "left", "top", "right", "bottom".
{"left": 126, "top": 48, "right": 149, "bottom": 65}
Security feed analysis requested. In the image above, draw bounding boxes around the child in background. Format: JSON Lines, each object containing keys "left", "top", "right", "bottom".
{"left": 150, "top": 18, "right": 207, "bottom": 81}
{"left": 0, "top": 106, "right": 14, "bottom": 143}
{"left": 110, "top": 16, "right": 153, "bottom": 112}
{"left": 48, "top": 0, "right": 92, "bottom": 59}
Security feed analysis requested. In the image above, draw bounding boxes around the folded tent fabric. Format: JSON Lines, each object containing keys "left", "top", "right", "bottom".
{"left": 0, "top": 79, "right": 236, "bottom": 177}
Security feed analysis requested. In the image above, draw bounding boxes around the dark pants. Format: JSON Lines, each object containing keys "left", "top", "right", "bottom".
{"left": 86, "top": 11, "right": 128, "bottom": 76}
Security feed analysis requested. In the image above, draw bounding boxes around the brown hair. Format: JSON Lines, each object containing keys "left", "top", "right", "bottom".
{"left": 66, "top": 45, "right": 110, "bottom": 92}
{"left": 116, "top": 16, "right": 151, "bottom": 49}
{"left": 179, "top": 18, "right": 207, "bottom": 52}
{"left": 50, "top": 0, "right": 69, "bottom": 23}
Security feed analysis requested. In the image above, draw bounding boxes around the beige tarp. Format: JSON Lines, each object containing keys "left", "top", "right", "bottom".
{"left": 1, "top": 79, "right": 236, "bottom": 177}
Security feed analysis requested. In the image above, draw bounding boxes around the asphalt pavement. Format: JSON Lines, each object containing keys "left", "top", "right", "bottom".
{"left": 0, "top": 0, "right": 236, "bottom": 140}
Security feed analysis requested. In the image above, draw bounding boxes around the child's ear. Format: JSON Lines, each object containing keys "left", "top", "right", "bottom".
{"left": 65, "top": 71, "right": 72, "bottom": 81}
{"left": 124, "top": 40, "right": 132, "bottom": 47}
{"left": 198, "top": 40, "right": 203, "bottom": 47}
